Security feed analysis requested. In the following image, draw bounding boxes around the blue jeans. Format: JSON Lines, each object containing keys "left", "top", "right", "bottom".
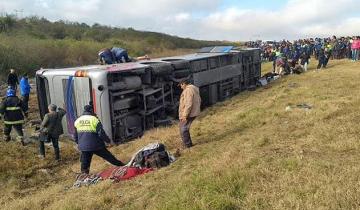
{"left": 352, "top": 49, "right": 359, "bottom": 61}
{"left": 115, "top": 51, "right": 130, "bottom": 63}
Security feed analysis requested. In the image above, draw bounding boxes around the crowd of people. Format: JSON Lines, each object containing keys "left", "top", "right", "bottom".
{"left": 247, "top": 36, "right": 360, "bottom": 61}
{"left": 246, "top": 36, "right": 360, "bottom": 74}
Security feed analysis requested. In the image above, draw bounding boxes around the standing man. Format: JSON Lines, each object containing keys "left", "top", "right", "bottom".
{"left": 178, "top": 79, "right": 201, "bottom": 148}
{"left": 323, "top": 46, "right": 332, "bottom": 68}
{"left": 19, "top": 73, "right": 31, "bottom": 112}
{"left": 39, "top": 104, "right": 66, "bottom": 160}
{"left": 317, "top": 48, "right": 326, "bottom": 70}
{"left": 7, "top": 69, "right": 19, "bottom": 91}
{"left": 300, "top": 52, "right": 310, "bottom": 72}
{"left": 74, "top": 105, "right": 125, "bottom": 174}
{"left": 0, "top": 88, "right": 27, "bottom": 145}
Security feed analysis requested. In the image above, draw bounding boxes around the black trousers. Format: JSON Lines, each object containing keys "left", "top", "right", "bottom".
{"left": 21, "top": 94, "right": 30, "bottom": 112}
{"left": 323, "top": 56, "right": 330, "bottom": 67}
{"left": 317, "top": 57, "right": 326, "bottom": 69}
{"left": 4, "top": 124, "right": 23, "bottom": 140}
{"left": 39, "top": 136, "right": 60, "bottom": 160}
{"left": 80, "top": 147, "right": 124, "bottom": 174}
{"left": 179, "top": 117, "right": 196, "bottom": 148}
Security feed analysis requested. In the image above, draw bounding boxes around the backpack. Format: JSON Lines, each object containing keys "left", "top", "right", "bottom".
{"left": 144, "top": 151, "right": 170, "bottom": 168}
{"left": 129, "top": 143, "right": 171, "bottom": 168}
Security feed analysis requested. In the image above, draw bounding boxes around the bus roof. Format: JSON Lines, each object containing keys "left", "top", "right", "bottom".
{"left": 36, "top": 48, "right": 259, "bottom": 76}
{"left": 36, "top": 63, "right": 149, "bottom": 76}
{"left": 156, "top": 52, "right": 229, "bottom": 62}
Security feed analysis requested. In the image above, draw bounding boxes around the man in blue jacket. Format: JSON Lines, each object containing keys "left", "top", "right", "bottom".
{"left": 19, "top": 73, "right": 31, "bottom": 112}
{"left": 98, "top": 48, "right": 115, "bottom": 65}
{"left": 74, "top": 105, "right": 124, "bottom": 174}
{"left": 111, "top": 47, "right": 131, "bottom": 63}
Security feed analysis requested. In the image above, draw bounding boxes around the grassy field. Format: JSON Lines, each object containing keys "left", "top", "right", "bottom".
{"left": 1, "top": 59, "right": 360, "bottom": 210}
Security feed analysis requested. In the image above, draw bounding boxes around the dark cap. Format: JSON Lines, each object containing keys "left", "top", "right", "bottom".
{"left": 84, "top": 105, "right": 93, "bottom": 113}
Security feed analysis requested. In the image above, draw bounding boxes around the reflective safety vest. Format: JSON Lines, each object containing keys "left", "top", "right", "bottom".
{"left": 74, "top": 114, "right": 106, "bottom": 151}
{"left": 0, "top": 96, "right": 25, "bottom": 125}
{"left": 74, "top": 115, "right": 99, "bottom": 133}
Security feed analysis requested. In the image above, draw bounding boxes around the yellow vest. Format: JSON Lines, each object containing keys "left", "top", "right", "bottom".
{"left": 74, "top": 115, "right": 99, "bottom": 133}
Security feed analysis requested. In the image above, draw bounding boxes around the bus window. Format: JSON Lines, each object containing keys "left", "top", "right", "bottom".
{"left": 36, "top": 75, "right": 50, "bottom": 119}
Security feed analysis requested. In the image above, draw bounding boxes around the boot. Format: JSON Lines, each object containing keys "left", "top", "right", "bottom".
{"left": 17, "top": 136, "right": 26, "bottom": 146}
{"left": 81, "top": 168, "right": 90, "bottom": 174}
{"left": 4, "top": 135, "right": 11, "bottom": 142}
{"left": 55, "top": 149, "right": 60, "bottom": 161}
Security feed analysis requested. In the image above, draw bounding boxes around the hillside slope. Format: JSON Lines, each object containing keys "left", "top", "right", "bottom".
{"left": 1, "top": 59, "right": 360, "bottom": 210}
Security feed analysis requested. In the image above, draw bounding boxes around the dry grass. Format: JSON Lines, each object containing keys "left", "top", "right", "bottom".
{"left": 1, "top": 59, "right": 360, "bottom": 210}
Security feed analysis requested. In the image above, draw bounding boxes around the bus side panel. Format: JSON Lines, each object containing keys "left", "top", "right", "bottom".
{"left": 90, "top": 75, "right": 114, "bottom": 142}
{"left": 49, "top": 76, "right": 77, "bottom": 138}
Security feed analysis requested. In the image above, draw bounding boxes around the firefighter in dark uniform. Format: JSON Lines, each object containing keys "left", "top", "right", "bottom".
{"left": 0, "top": 88, "right": 28, "bottom": 145}
{"left": 74, "top": 105, "right": 125, "bottom": 174}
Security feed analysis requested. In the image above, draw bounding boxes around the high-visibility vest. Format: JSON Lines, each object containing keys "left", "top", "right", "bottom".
{"left": 74, "top": 115, "right": 99, "bottom": 133}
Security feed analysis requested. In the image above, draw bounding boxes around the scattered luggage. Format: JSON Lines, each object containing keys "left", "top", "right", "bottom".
{"left": 72, "top": 142, "right": 175, "bottom": 188}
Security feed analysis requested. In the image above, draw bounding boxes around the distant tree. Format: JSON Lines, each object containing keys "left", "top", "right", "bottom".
{"left": 50, "top": 21, "right": 67, "bottom": 39}
{"left": 0, "top": 15, "right": 16, "bottom": 32}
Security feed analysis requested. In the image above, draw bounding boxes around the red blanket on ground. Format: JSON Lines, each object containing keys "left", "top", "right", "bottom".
{"left": 98, "top": 166, "right": 153, "bottom": 182}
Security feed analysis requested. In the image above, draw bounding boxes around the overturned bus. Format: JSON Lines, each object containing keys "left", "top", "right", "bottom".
{"left": 36, "top": 46, "right": 261, "bottom": 144}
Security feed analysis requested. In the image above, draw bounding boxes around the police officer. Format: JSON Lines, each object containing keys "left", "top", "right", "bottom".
{"left": 74, "top": 105, "right": 124, "bottom": 174}
{"left": 0, "top": 88, "right": 27, "bottom": 145}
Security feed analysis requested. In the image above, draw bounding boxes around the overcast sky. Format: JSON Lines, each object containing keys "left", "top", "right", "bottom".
{"left": 1, "top": 0, "right": 360, "bottom": 41}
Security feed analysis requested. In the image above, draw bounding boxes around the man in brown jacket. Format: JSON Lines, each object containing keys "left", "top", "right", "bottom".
{"left": 178, "top": 79, "right": 201, "bottom": 148}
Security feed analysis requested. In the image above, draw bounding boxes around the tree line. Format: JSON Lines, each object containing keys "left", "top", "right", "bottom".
{"left": 0, "top": 15, "right": 237, "bottom": 79}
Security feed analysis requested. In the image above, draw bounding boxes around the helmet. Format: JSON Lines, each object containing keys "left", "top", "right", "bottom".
{"left": 6, "top": 89, "right": 16, "bottom": 97}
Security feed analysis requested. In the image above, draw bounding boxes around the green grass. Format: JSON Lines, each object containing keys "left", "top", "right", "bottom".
{"left": 1, "top": 59, "right": 360, "bottom": 209}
